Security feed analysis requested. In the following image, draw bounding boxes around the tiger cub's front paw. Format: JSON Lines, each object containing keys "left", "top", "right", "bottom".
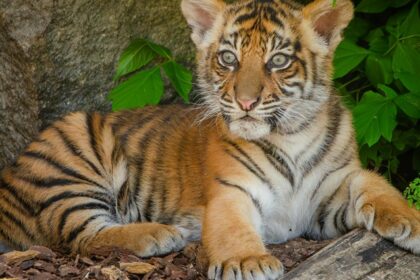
{"left": 208, "top": 254, "right": 283, "bottom": 280}
{"left": 358, "top": 202, "right": 420, "bottom": 254}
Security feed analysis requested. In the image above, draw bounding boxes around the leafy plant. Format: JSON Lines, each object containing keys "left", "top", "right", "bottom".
{"left": 333, "top": 0, "right": 420, "bottom": 189}
{"left": 109, "top": 38, "right": 193, "bottom": 111}
{"left": 404, "top": 176, "right": 420, "bottom": 210}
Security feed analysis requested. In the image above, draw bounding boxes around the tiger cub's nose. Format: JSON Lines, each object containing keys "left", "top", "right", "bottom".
{"left": 236, "top": 97, "right": 261, "bottom": 111}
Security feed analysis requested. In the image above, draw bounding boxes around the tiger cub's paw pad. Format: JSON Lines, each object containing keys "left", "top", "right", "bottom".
{"left": 136, "top": 225, "right": 185, "bottom": 257}
{"left": 208, "top": 254, "right": 283, "bottom": 280}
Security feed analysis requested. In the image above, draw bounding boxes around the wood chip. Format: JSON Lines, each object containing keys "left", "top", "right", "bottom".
{"left": 58, "top": 264, "right": 80, "bottom": 277}
{"left": 101, "top": 265, "right": 128, "bottom": 280}
{"left": 0, "top": 250, "right": 40, "bottom": 265}
{"left": 120, "top": 262, "right": 156, "bottom": 274}
{"left": 34, "top": 260, "right": 56, "bottom": 273}
{"left": 29, "top": 246, "right": 56, "bottom": 260}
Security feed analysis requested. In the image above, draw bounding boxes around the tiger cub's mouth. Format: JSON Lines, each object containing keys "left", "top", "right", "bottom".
{"left": 227, "top": 115, "right": 271, "bottom": 140}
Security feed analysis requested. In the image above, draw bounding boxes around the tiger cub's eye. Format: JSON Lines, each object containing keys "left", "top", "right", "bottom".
{"left": 268, "top": 54, "right": 290, "bottom": 70}
{"left": 219, "top": 51, "right": 238, "bottom": 67}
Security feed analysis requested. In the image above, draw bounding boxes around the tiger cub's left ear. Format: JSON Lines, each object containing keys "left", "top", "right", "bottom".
{"left": 302, "top": 0, "right": 354, "bottom": 52}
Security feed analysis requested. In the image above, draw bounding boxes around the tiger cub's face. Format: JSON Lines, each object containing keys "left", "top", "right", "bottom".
{"left": 182, "top": 0, "right": 353, "bottom": 139}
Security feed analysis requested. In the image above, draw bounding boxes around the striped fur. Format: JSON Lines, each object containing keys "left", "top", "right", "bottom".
{"left": 1, "top": 1, "right": 419, "bottom": 279}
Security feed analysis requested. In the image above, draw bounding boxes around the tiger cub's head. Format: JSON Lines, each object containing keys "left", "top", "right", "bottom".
{"left": 182, "top": 0, "right": 353, "bottom": 140}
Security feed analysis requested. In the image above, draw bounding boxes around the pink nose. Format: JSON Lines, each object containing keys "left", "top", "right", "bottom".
{"left": 236, "top": 97, "right": 260, "bottom": 111}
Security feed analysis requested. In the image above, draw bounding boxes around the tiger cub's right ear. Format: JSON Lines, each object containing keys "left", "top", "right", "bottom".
{"left": 181, "top": 0, "right": 225, "bottom": 46}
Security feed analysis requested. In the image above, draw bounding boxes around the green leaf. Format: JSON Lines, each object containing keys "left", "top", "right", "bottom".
{"left": 353, "top": 91, "right": 397, "bottom": 146}
{"left": 366, "top": 29, "right": 389, "bottom": 54}
{"left": 344, "top": 17, "right": 372, "bottom": 42}
{"left": 146, "top": 40, "right": 172, "bottom": 59}
{"left": 392, "top": 43, "right": 420, "bottom": 92}
{"left": 356, "top": 0, "right": 391, "bottom": 13}
{"left": 108, "top": 67, "right": 164, "bottom": 111}
{"left": 377, "top": 84, "right": 398, "bottom": 99}
{"left": 163, "top": 61, "right": 193, "bottom": 102}
{"left": 365, "top": 55, "right": 393, "bottom": 86}
{"left": 400, "top": 1, "right": 420, "bottom": 38}
{"left": 333, "top": 40, "right": 369, "bottom": 78}
{"left": 390, "top": 0, "right": 412, "bottom": 8}
{"left": 114, "top": 39, "right": 157, "bottom": 80}
{"left": 395, "top": 92, "right": 420, "bottom": 118}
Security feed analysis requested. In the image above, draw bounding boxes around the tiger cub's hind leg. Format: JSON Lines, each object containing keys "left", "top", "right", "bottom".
{"left": 85, "top": 223, "right": 186, "bottom": 257}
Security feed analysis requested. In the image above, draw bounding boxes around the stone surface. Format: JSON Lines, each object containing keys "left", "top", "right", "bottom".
{"left": 0, "top": 17, "right": 39, "bottom": 170}
{"left": 0, "top": 0, "right": 193, "bottom": 168}
{"left": 282, "top": 229, "right": 420, "bottom": 280}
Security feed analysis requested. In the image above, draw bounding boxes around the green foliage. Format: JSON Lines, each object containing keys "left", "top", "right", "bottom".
{"left": 334, "top": 0, "right": 420, "bottom": 188}
{"left": 404, "top": 176, "right": 420, "bottom": 210}
{"left": 109, "top": 38, "right": 192, "bottom": 111}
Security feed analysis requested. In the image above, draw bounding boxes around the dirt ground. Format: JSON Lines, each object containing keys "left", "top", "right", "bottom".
{"left": 0, "top": 238, "right": 331, "bottom": 279}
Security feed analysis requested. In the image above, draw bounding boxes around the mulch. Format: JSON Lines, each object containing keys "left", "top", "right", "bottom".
{"left": 0, "top": 238, "right": 331, "bottom": 280}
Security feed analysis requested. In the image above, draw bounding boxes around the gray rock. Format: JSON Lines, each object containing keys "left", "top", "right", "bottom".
{"left": 0, "top": 17, "right": 39, "bottom": 170}
{"left": 0, "top": 0, "right": 193, "bottom": 168}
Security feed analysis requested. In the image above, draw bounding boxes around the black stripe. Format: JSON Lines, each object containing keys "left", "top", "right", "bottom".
{"left": 252, "top": 141, "right": 294, "bottom": 187}
{"left": 301, "top": 102, "right": 342, "bottom": 176}
{"left": 264, "top": 6, "right": 284, "bottom": 28}
{"left": 134, "top": 121, "right": 162, "bottom": 221}
{"left": 334, "top": 202, "right": 349, "bottom": 234}
{"left": 317, "top": 186, "right": 341, "bottom": 235}
{"left": 0, "top": 181, "right": 36, "bottom": 216}
{"left": 65, "top": 213, "right": 108, "bottom": 244}
{"left": 1, "top": 207, "right": 36, "bottom": 241}
{"left": 224, "top": 140, "right": 266, "bottom": 178}
{"left": 216, "top": 178, "right": 262, "bottom": 216}
{"left": 144, "top": 130, "right": 168, "bottom": 222}
{"left": 224, "top": 148, "right": 267, "bottom": 184}
{"left": 39, "top": 191, "right": 113, "bottom": 212}
{"left": 117, "top": 179, "right": 129, "bottom": 214}
{"left": 119, "top": 112, "right": 156, "bottom": 147}
{"left": 22, "top": 151, "right": 105, "bottom": 189}
{"left": 58, "top": 202, "right": 110, "bottom": 239}
{"left": 235, "top": 10, "right": 258, "bottom": 24}
{"left": 309, "top": 158, "right": 352, "bottom": 200}
{"left": 86, "top": 113, "right": 103, "bottom": 166}
{"left": 53, "top": 126, "right": 102, "bottom": 176}
{"left": 0, "top": 222, "right": 22, "bottom": 249}
{"left": 17, "top": 176, "right": 82, "bottom": 189}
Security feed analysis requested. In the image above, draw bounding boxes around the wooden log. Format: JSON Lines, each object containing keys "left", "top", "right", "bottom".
{"left": 283, "top": 229, "right": 420, "bottom": 280}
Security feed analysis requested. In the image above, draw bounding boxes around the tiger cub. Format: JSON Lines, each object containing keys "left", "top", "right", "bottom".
{"left": 1, "top": 0, "right": 419, "bottom": 279}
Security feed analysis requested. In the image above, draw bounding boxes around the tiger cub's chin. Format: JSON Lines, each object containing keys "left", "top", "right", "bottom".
{"left": 228, "top": 119, "right": 271, "bottom": 140}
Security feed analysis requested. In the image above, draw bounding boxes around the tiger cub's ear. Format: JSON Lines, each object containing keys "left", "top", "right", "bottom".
{"left": 181, "top": 0, "right": 225, "bottom": 46}
{"left": 301, "top": 0, "right": 354, "bottom": 53}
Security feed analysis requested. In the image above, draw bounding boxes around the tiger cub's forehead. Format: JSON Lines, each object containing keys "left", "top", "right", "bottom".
{"left": 220, "top": 0, "right": 302, "bottom": 55}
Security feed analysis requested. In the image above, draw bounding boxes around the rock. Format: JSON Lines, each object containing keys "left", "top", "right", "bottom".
{"left": 0, "top": 18, "right": 39, "bottom": 170}
{"left": 119, "top": 262, "right": 156, "bottom": 274}
{"left": 0, "top": 250, "right": 40, "bottom": 266}
{"left": 0, "top": 0, "right": 194, "bottom": 131}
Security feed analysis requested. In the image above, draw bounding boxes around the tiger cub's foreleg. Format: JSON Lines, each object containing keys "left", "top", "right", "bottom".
{"left": 312, "top": 170, "right": 419, "bottom": 254}
{"left": 203, "top": 185, "right": 283, "bottom": 280}
{"left": 85, "top": 223, "right": 186, "bottom": 257}
{"left": 349, "top": 170, "right": 420, "bottom": 254}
